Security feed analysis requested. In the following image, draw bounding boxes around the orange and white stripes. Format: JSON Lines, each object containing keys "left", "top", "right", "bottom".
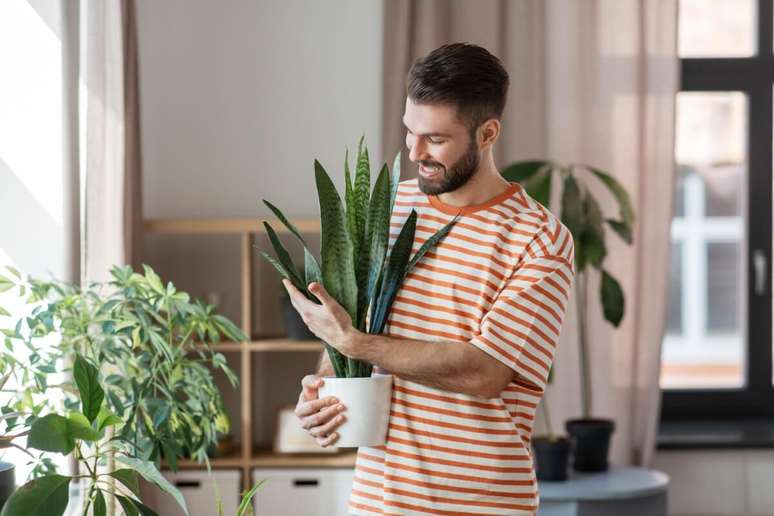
{"left": 350, "top": 179, "right": 574, "bottom": 515}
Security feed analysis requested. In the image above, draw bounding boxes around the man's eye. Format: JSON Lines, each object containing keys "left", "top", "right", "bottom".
{"left": 427, "top": 138, "right": 445, "bottom": 145}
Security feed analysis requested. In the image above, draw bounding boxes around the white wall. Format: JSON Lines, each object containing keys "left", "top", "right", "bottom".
{"left": 136, "top": 0, "right": 384, "bottom": 220}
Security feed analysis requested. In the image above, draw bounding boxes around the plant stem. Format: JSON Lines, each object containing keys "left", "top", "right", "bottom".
{"left": 576, "top": 271, "right": 592, "bottom": 418}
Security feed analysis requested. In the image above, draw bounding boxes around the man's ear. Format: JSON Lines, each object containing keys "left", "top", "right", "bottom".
{"left": 478, "top": 118, "right": 501, "bottom": 149}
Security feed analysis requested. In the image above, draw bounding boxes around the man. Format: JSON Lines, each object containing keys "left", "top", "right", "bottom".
{"left": 286, "top": 43, "right": 574, "bottom": 515}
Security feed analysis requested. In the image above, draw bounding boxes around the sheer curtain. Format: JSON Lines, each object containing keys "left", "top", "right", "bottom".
{"left": 80, "top": 0, "right": 143, "bottom": 284}
{"left": 382, "top": 0, "right": 678, "bottom": 466}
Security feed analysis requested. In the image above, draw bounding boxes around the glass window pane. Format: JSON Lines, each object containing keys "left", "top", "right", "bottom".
{"left": 678, "top": 0, "right": 756, "bottom": 58}
{"left": 661, "top": 92, "right": 747, "bottom": 390}
{"left": 707, "top": 242, "right": 741, "bottom": 332}
{"left": 666, "top": 242, "right": 683, "bottom": 335}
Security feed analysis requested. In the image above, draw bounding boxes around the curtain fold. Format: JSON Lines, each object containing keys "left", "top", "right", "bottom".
{"left": 382, "top": 0, "right": 678, "bottom": 467}
{"left": 81, "top": 0, "right": 142, "bottom": 283}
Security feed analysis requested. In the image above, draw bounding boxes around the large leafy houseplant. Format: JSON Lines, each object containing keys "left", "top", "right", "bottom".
{"left": 0, "top": 264, "right": 244, "bottom": 514}
{"left": 261, "top": 138, "right": 457, "bottom": 378}
{"left": 502, "top": 160, "right": 634, "bottom": 418}
{"left": 503, "top": 160, "right": 634, "bottom": 472}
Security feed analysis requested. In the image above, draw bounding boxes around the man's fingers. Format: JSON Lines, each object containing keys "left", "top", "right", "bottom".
{"left": 300, "top": 374, "right": 323, "bottom": 399}
{"left": 300, "top": 403, "right": 345, "bottom": 430}
{"left": 295, "top": 396, "right": 338, "bottom": 418}
{"left": 317, "top": 431, "right": 339, "bottom": 448}
{"left": 308, "top": 282, "right": 332, "bottom": 306}
{"left": 310, "top": 412, "right": 346, "bottom": 438}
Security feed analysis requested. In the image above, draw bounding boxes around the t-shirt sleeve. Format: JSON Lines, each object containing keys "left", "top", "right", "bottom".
{"left": 468, "top": 223, "right": 574, "bottom": 390}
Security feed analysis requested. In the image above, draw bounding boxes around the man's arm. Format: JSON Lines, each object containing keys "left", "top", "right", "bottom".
{"left": 348, "top": 331, "right": 514, "bottom": 399}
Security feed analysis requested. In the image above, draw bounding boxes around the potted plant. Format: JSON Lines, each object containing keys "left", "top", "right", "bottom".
{"left": 0, "top": 264, "right": 244, "bottom": 514}
{"left": 531, "top": 367, "right": 571, "bottom": 481}
{"left": 502, "top": 161, "right": 634, "bottom": 472}
{"left": 261, "top": 137, "right": 457, "bottom": 447}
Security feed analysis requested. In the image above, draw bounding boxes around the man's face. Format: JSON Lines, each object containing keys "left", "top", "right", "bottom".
{"left": 403, "top": 99, "right": 481, "bottom": 195}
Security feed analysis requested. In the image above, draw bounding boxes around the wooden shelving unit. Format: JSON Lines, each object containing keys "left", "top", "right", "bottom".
{"left": 144, "top": 218, "right": 355, "bottom": 490}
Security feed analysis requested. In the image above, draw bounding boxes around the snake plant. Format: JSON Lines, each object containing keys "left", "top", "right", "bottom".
{"left": 261, "top": 137, "right": 458, "bottom": 378}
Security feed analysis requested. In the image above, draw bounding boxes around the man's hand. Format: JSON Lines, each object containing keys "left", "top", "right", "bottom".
{"left": 282, "top": 279, "right": 364, "bottom": 358}
{"left": 294, "top": 374, "right": 347, "bottom": 447}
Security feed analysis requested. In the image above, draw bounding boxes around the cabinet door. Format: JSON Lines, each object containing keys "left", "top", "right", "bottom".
{"left": 252, "top": 468, "right": 354, "bottom": 515}
{"left": 155, "top": 469, "right": 241, "bottom": 516}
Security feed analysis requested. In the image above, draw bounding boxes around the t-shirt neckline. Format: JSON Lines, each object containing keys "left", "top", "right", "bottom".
{"left": 427, "top": 182, "right": 520, "bottom": 216}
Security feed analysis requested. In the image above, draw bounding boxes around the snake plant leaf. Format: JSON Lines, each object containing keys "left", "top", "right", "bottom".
{"left": 588, "top": 166, "right": 635, "bottom": 241}
{"left": 263, "top": 222, "right": 305, "bottom": 291}
{"left": 390, "top": 152, "right": 402, "bottom": 212}
{"left": 262, "top": 200, "right": 323, "bottom": 288}
{"left": 501, "top": 160, "right": 551, "bottom": 183}
{"left": 580, "top": 194, "right": 606, "bottom": 269}
{"left": 370, "top": 211, "right": 417, "bottom": 334}
{"left": 314, "top": 160, "right": 358, "bottom": 320}
{"left": 606, "top": 218, "right": 633, "bottom": 245}
{"left": 259, "top": 252, "right": 304, "bottom": 294}
{"left": 406, "top": 215, "right": 459, "bottom": 274}
{"left": 345, "top": 148, "right": 357, "bottom": 251}
{"left": 600, "top": 268, "right": 625, "bottom": 327}
{"left": 363, "top": 163, "right": 392, "bottom": 328}
{"left": 352, "top": 137, "right": 371, "bottom": 307}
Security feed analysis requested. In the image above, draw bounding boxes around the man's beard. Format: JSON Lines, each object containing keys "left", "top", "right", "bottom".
{"left": 417, "top": 139, "right": 481, "bottom": 196}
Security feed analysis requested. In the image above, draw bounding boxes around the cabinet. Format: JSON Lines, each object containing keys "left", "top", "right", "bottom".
{"left": 251, "top": 468, "right": 355, "bottom": 515}
{"left": 143, "top": 218, "right": 357, "bottom": 491}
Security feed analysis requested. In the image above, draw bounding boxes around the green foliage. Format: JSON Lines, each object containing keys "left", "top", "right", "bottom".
{"left": 261, "top": 138, "right": 458, "bottom": 378}
{"left": 503, "top": 160, "right": 636, "bottom": 418}
{"left": 1, "top": 353, "right": 188, "bottom": 516}
{"left": 0, "top": 264, "right": 244, "bottom": 514}
{"left": 502, "top": 161, "right": 634, "bottom": 328}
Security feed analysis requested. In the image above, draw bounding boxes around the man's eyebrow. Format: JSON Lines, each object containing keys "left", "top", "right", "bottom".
{"left": 401, "top": 119, "right": 452, "bottom": 138}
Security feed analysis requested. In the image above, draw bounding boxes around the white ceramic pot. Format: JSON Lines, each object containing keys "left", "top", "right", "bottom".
{"left": 318, "top": 373, "right": 392, "bottom": 448}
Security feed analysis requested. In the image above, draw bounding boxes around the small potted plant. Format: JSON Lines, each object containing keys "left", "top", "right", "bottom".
{"left": 261, "top": 137, "right": 457, "bottom": 447}
{"left": 503, "top": 160, "right": 634, "bottom": 472}
{"left": 531, "top": 367, "right": 571, "bottom": 481}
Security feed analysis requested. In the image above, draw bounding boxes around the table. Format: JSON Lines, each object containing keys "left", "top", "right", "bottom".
{"left": 537, "top": 466, "right": 669, "bottom": 516}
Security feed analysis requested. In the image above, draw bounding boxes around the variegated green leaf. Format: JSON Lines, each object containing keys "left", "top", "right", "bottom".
{"left": 406, "top": 215, "right": 459, "bottom": 274}
{"left": 390, "top": 152, "right": 402, "bottom": 212}
{"left": 262, "top": 200, "right": 322, "bottom": 289}
{"left": 314, "top": 159, "right": 358, "bottom": 321}
{"left": 263, "top": 222, "right": 305, "bottom": 290}
{"left": 370, "top": 211, "right": 417, "bottom": 334}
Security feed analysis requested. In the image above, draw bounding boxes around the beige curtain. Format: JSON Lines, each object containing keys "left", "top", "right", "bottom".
{"left": 82, "top": 0, "right": 143, "bottom": 284}
{"left": 382, "top": 0, "right": 678, "bottom": 467}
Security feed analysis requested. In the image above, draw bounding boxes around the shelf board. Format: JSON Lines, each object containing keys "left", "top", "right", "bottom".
{"left": 250, "top": 449, "right": 357, "bottom": 468}
{"left": 143, "top": 218, "right": 320, "bottom": 234}
{"left": 192, "top": 339, "right": 323, "bottom": 353}
{"left": 167, "top": 451, "right": 244, "bottom": 469}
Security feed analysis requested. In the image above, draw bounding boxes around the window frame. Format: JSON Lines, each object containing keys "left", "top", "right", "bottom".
{"left": 661, "top": 0, "right": 773, "bottom": 420}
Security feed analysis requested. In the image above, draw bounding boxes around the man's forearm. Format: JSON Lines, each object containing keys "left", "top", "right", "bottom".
{"left": 351, "top": 332, "right": 496, "bottom": 398}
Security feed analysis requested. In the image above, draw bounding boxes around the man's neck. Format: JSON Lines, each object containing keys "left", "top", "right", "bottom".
{"left": 436, "top": 156, "right": 511, "bottom": 207}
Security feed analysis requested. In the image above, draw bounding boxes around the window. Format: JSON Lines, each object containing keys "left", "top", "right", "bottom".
{"left": 660, "top": 0, "right": 773, "bottom": 418}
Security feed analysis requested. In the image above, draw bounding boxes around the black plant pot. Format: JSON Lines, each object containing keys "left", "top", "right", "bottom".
{"left": 532, "top": 436, "right": 571, "bottom": 481}
{"left": 565, "top": 418, "right": 615, "bottom": 472}
{"left": 281, "top": 296, "right": 316, "bottom": 340}
{"left": 0, "top": 461, "right": 14, "bottom": 511}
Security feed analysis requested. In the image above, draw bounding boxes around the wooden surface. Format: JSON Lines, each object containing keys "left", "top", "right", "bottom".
{"left": 143, "top": 218, "right": 320, "bottom": 234}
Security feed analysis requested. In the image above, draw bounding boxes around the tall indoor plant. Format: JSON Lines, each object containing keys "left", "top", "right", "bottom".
{"left": 261, "top": 137, "right": 457, "bottom": 446}
{"left": 0, "top": 264, "right": 244, "bottom": 514}
{"left": 503, "top": 160, "right": 634, "bottom": 472}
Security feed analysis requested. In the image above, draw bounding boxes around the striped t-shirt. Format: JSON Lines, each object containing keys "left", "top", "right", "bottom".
{"left": 349, "top": 179, "right": 575, "bottom": 515}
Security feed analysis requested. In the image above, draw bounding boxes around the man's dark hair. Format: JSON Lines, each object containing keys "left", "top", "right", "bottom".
{"left": 407, "top": 42, "right": 509, "bottom": 136}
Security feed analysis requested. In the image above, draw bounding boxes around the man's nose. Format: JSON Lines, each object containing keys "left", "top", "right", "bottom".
{"left": 408, "top": 138, "right": 426, "bottom": 163}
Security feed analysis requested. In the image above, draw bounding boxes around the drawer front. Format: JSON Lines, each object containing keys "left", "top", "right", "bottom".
{"left": 156, "top": 469, "right": 241, "bottom": 516}
{"left": 252, "top": 468, "right": 354, "bottom": 515}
